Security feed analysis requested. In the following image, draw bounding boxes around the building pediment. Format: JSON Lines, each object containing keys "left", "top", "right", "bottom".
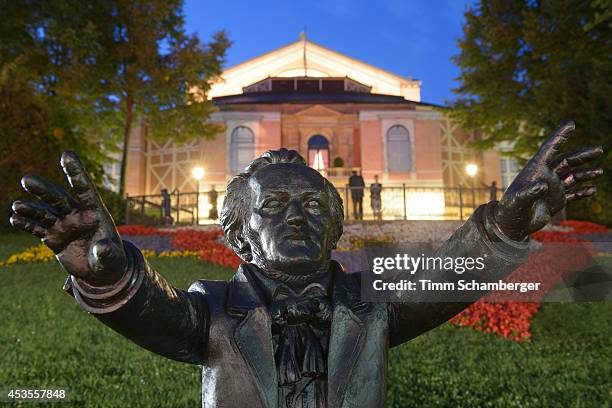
{"left": 294, "top": 105, "right": 343, "bottom": 117}
{"left": 209, "top": 39, "right": 421, "bottom": 101}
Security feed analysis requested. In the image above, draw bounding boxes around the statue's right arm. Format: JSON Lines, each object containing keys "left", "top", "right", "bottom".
{"left": 10, "top": 151, "right": 208, "bottom": 365}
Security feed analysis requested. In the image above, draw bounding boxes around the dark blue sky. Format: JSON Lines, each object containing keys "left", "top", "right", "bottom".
{"left": 183, "top": 0, "right": 477, "bottom": 106}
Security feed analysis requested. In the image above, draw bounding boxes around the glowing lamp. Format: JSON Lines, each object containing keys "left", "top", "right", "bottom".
{"left": 465, "top": 163, "right": 478, "bottom": 177}
{"left": 192, "top": 167, "right": 205, "bottom": 180}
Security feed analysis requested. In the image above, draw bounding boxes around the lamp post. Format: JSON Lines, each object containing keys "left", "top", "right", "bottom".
{"left": 192, "top": 166, "right": 205, "bottom": 225}
{"left": 465, "top": 163, "right": 478, "bottom": 209}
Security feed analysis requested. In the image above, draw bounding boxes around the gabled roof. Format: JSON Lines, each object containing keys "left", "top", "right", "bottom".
{"left": 208, "top": 39, "right": 421, "bottom": 102}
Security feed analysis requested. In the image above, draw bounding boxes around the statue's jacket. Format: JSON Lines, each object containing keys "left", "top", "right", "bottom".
{"left": 65, "top": 204, "right": 530, "bottom": 408}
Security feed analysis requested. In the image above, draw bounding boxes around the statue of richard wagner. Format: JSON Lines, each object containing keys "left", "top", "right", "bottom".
{"left": 11, "top": 121, "right": 603, "bottom": 407}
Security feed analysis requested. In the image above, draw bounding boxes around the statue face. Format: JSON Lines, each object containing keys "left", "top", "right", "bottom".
{"left": 246, "top": 163, "right": 334, "bottom": 275}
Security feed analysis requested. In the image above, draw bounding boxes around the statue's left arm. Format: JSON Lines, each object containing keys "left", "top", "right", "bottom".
{"left": 388, "top": 121, "right": 604, "bottom": 346}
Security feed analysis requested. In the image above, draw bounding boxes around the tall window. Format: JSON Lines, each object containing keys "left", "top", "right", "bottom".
{"left": 386, "top": 125, "right": 411, "bottom": 172}
{"left": 500, "top": 157, "right": 519, "bottom": 190}
{"left": 230, "top": 126, "right": 255, "bottom": 173}
{"left": 307, "top": 135, "right": 330, "bottom": 175}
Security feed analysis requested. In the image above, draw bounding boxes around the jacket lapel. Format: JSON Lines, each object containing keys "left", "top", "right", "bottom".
{"left": 328, "top": 263, "right": 370, "bottom": 408}
{"left": 227, "top": 262, "right": 370, "bottom": 408}
{"left": 227, "top": 265, "right": 278, "bottom": 408}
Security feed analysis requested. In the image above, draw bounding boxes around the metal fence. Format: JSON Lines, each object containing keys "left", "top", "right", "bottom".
{"left": 339, "top": 185, "right": 496, "bottom": 221}
{"left": 125, "top": 184, "right": 498, "bottom": 225}
{"left": 125, "top": 188, "right": 226, "bottom": 226}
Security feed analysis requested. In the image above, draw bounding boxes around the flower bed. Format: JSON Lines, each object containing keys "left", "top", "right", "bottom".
{"left": 558, "top": 220, "right": 609, "bottom": 233}
{"left": 118, "top": 225, "right": 241, "bottom": 269}
{"left": 121, "top": 235, "right": 176, "bottom": 253}
{"left": 1, "top": 226, "right": 240, "bottom": 268}
{"left": 116, "top": 225, "right": 175, "bottom": 236}
{"left": 1, "top": 244, "right": 55, "bottom": 266}
{"left": 450, "top": 220, "right": 608, "bottom": 341}
{"left": 172, "top": 229, "right": 241, "bottom": 269}
{"left": 450, "top": 302, "right": 540, "bottom": 341}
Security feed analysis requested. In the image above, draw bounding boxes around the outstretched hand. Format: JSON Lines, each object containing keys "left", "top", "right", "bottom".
{"left": 10, "top": 151, "right": 126, "bottom": 286}
{"left": 495, "top": 121, "right": 604, "bottom": 241}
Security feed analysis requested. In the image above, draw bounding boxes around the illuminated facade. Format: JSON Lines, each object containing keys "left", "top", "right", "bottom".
{"left": 122, "top": 39, "right": 508, "bottom": 219}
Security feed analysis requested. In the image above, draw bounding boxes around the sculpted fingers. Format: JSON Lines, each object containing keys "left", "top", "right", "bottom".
{"left": 561, "top": 168, "right": 604, "bottom": 189}
{"left": 60, "top": 151, "right": 103, "bottom": 210}
{"left": 551, "top": 145, "right": 604, "bottom": 174}
{"left": 535, "top": 121, "right": 574, "bottom": 165}
{"left": 566, "top": 186, "right": 597, "bottom": 202}
{"left": 12, "top": 200, "right": 59, "bottom": 227}
{"left": 21, "top": 175, "right": 78, "bottom": 216}
{"left": 9, "top": 214, "right": 46, "bottom": 238}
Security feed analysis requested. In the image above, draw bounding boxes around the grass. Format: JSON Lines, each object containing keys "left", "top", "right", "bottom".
{"left": 387, "top": 302, "right": 611, "bottom": 407}
{"left": 0, "top": 229, "right": 39, "bottom": 260}
{"left": 0, "top": 232, "right": 610, "bottom": 407}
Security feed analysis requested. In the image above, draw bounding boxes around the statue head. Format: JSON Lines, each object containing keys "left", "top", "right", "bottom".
{"left": 221, "top": 149, "right": 344, "bottom": 276}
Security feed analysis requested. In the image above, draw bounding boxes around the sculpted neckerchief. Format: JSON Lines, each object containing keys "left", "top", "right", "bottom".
{"left": 269, "top": 284, "right": 332, "bottom": 385}
{"left": 246, "top": 264, "right": 332, "bottom": 407}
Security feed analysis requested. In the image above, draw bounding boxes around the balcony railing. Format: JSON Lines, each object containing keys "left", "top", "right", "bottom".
{"left": 325, "top": 167, "right": 358, "bottom": 178}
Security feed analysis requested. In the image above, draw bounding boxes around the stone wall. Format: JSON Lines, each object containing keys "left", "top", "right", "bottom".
{"left": 338, "top": 220, "right": 463, "bottom": 246}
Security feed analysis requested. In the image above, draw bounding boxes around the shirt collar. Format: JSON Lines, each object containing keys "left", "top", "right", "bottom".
{"left": 244, "top": 263, "right": 332, "bottom": 303}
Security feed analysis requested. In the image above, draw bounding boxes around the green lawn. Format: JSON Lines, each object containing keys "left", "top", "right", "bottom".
{"left": 0, "top": 229, "right": 39, "bottom": 260}
{"left": 0, "top": 232, "right": 610, "bottom": 407}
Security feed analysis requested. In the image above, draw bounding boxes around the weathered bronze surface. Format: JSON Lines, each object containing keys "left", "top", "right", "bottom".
{"left": 11, "top": 121, "right": 603, "bottom": 407}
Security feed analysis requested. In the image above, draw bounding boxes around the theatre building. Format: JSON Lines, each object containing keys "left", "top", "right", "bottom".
{"left": 121, "top": 39, "right": 517, "bottom": 221}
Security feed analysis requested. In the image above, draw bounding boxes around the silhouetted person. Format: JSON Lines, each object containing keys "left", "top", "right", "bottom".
{"left": 348, "top": 170, "right": 365, "bottom": 220}
{"left": 161, "top": 188, "right": 173, "bottom": 225}
{"left": 208, "top": 186, "right": 218, "bottom": 220}
{"left": 370, "top": 175, "right": 383, "bottom": 221}
{"left": 489, "top": 181, "right": 498, "bottom": 201}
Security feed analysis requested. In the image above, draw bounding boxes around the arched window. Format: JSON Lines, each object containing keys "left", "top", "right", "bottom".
{"left": 230, "top": 126, "right": 255, "bottom": 173}
{"left": 386, "top": 125, "right": 412, "bottom": 172}
{"left": 307, "top": 135, "right": 330, "bottom": 175}
{"left": 500, "top": 157, "right": 519, "bottom": 190}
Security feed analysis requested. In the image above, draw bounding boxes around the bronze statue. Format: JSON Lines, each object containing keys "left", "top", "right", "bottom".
{"left": 10, "top": 121, "right": 603, "bottom": 407}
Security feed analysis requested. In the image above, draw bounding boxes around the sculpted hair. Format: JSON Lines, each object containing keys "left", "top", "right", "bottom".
{"left": 220, "top": 148, "right": 344, "bottom": 261}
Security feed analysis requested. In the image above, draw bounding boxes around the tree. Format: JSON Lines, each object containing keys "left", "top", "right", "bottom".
{"left": 0, "top": 62, "right": 108, "bottom": 225}
{"left": 0, "top": 0, "right": 230, "bottom": 196}
{"left": 450, "top": 0, "right": 611, "bottom": 225}
{"left": 104, "top": 0, "right": 230, "bottom": 196}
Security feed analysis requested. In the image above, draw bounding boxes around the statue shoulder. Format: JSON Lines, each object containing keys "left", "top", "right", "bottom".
{"left": 188, "top": 279, "right": 229, "bottom": 300}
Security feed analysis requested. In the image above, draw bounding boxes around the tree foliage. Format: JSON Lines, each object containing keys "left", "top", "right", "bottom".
{"left": 0, "top": 0, "right": 230, "bottom": 196}
{"left": 0, "top": 63, "right": 107, "bottom": 226}
{"left": 450, "top": 0, "right": 611, "bottom": 224}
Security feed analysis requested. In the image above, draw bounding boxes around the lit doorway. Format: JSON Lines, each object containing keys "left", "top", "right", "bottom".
{"left": 307, "top": 135, "right": 329, "bottom": 176}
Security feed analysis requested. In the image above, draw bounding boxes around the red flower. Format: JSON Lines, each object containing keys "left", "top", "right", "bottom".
{"left": 172, "top": 229, "right": 241, "bottom": 269}
{"left": 117, "top": 225, "right": 242, "bottom": 269}
{"left": 117, "top": 225, "right": 174, "bottom": 236}
{"left": 558, "top": 220, "right": 609, "bottom": 233}
{"left": 451, "top": 219, "right": 605, "bottom": 342}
